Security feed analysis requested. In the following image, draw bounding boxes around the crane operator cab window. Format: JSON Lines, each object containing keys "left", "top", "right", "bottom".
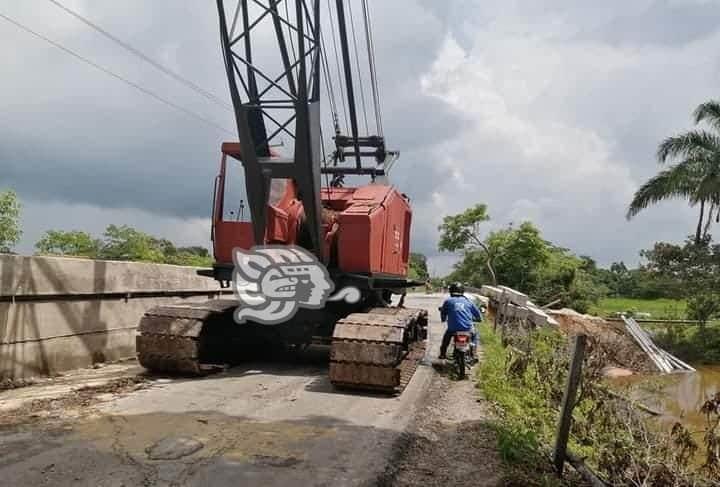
{"left": 220, "top": 160, "right": 290, "bottom": 222}
{"left": 222, "top": 159, "right": 250, "bottom": 222}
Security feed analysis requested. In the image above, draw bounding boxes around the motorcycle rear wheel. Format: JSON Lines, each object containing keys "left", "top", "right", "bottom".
{"left": 455, "top": 351, "right": 466, "bottom": 379}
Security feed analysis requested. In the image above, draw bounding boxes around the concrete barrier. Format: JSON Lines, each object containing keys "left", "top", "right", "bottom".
{"left": 479, "top": 284, "right": 558, "bottom": 327}
{"left": 0, "top": 255, "right": 229, "bottom": 381}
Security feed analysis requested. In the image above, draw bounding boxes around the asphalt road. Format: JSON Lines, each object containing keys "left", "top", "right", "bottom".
{"left": 0, "top": 294, "right": 450, "bottom": 487}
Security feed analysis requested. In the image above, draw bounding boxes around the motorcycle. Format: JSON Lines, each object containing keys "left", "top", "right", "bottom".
{"left": 450, "top": 331, "right": 475, "bottom": 379}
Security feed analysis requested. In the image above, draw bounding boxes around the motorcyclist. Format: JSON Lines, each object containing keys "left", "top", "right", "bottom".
{"left": 438, "top": 282, "right": 482, "bottom": 360}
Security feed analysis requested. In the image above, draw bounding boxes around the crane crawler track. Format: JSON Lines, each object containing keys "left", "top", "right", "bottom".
{"left": 329, "top": 307, "right": 428, "bottom": 394}
{"left": 138, "top": 300, "right": 429, "bottom": 395}
{"left": 136, "top": 299, "right": 239, "bottom": 375}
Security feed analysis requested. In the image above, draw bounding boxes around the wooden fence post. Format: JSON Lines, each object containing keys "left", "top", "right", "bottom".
{"left": 492, "top": 297, "right": 501, "bottom": 332}
{"left": 498, "top": 294, "right": 510, "bottom": 345}
{"left": 553, "top": 334, "right": 587, "bottom": 475}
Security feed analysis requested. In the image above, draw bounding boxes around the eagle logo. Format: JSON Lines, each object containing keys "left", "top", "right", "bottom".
{"left": 231, "top": 245, "right": 361, "bottom": 324}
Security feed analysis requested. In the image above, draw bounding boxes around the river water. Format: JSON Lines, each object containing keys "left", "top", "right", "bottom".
{"left": 614, "top": 365, "right": 720, "bottom": 438}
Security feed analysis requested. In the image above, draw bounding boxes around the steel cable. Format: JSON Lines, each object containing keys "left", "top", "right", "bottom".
{"left": 46, "top": 0, "right": 232, "bottom": 111}
{"left": 346, "top": 0, "right": 369, "bottom": 135}
{"left": 325, "top": 0, "right": 350, "bottom": 134}
{"left": 361, "top": 0, "right": 383, "bottom": 137}
{"left": 0, "top": 11, "right": 233, "bottom": 135}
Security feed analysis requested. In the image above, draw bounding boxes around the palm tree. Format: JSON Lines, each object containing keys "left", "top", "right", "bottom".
{"left": 627, "top": 100, "right": 720, "bottom": 244}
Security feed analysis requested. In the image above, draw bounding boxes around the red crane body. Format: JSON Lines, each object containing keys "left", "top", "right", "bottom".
{"left": 136, "top": 1, "right": 427, "bottom": 394}
{"left": 212, "top": 143, "right": 412, "bottom": 279}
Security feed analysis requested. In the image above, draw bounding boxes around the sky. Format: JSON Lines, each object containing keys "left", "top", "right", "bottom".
{"left": 2, "top": 0, "right": 719, "bottom": 276}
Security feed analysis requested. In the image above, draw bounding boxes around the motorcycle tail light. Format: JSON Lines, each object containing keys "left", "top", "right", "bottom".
{"left": 455, "top": 335, "right": 468, "bottom": 344}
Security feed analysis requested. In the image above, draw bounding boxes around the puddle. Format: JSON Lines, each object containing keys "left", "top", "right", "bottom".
{"left": 71, "top": 411, "right": 336, "bottom": 464}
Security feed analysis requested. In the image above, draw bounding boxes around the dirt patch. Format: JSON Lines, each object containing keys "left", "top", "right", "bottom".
{"left": 548, "top": 308, "right": 655, "bottom": 373}
{"left": 0, "top": 377, "right": 37, "bottom": 392}
{"left": 379, "top": 362, "right": 503, "bottom": 487}
{"left": 0, "top": 376, "right": 148, "bottom": 428}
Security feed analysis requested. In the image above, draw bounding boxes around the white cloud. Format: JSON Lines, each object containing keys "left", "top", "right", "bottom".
{"left": 409, "top": 8, "right": 720, "bottom": 272}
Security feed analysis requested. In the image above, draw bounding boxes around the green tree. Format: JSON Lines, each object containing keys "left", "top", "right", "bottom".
{"left": 32, "top": 224, "right": 213, "bottom": 266}
{"left": 640, "top": 236, "right": 719, "bottom": 285}
{"left": 35, "top": 230, "right": 101, "bottom": 258}
{"left": 687, "top": 293, "right": 720, "bottom": 326}
{"left": 0, "top": 189, "right": 22, "bottom": 253}
{"left": 637, "top": 235, "right": 720, "bottom": 300}
{"left": 447, "top": 219, "right": 605, "bottom": 311}
{"left": 177, "top": 246, "right": 212, "bottom": 257}
{"left": 408, "top": 252, "right": 429, "bottom": 281}
{"left": 608, "top": 262, "right": 637, "bottom": 296}
{"left": 627, "top": 100, "right": 720, "bottom": 244}
{"left": 164, "top": 245, "right": 213, "bottom": 267}
{"left": 438, "top": 204, "right": 497, "bottom": 284}
{"left": 98, "top": 224, "right": 166, "bottom": 262}
{"left": 486, "top": 222, "right": 549, "bottom": 291}
{"left": 99, "top": 225, "right": 213, "bottom": 266}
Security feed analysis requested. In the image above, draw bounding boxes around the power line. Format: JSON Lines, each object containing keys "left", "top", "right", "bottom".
{"left": 0, "top": 11, "right": 234, "bottom": 136}
{"left": 46, "top": 0, "right": 232, "bottom": 111}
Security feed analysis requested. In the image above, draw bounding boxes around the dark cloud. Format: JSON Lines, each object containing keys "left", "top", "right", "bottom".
{"left": 3, "top": 0, "right": 720, "bottom": 275}
{"left": 1, "top": 109, "right": 224, "bottom": 218}
{"left": 582, "top": 0, "right": 720, "bottom": 46}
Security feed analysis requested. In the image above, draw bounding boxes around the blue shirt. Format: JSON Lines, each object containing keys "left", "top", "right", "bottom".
{"left": 440, "top": 295, "right": 482, "bottom": 332}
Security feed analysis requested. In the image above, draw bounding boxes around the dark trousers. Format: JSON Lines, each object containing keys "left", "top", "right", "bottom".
{"left": 439, "top": 329, "right": 478, "bottom": 358}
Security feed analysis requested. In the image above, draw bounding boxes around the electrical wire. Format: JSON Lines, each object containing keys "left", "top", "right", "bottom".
{"left": 0, "top": 11, "right": 234, "bottom": 136}
{"left": 46, "top": 0, "right": 232, "bottom": 111}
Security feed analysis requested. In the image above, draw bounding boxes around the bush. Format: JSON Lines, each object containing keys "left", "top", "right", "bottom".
{"left": 652, "top": 323, "right": 720, "bottom": 364}
{"left": 687, "top": 293, "right": 720, "bottom": 325}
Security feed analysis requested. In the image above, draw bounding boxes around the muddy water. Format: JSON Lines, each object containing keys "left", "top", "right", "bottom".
{"left": 614, "top": 365, "right": 720, "bottom": 437}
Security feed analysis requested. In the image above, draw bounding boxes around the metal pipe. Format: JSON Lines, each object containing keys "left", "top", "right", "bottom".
{"left": 1, "top": 326, "right": 139, "bottom": 346}
{"left": 0, "top": 289, "right": 233, "bottom": 303}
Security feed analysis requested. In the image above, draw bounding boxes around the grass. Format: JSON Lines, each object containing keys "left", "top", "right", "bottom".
{"left": 588, "top": 297, "right": 687, "bottom": 320}
{"left": 476, "top": 324, "right": 580, "bottom": 486}
{"left": 588, "top": 297, "right": 720, "bottom": 364}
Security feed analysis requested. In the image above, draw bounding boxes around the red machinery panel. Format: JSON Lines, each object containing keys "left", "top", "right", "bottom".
{"left": 335, "top": 185, "right": 411, "bottom": 276}
{"left": 212, "top": 148, "right": 412, "bottom": 278}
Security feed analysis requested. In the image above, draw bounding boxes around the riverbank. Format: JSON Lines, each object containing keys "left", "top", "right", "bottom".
{"left": 476, "top": 325, "right": 586, "bottom": 486}
{"left": 476, "top": 323, "right": 719, "bottom": 486}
